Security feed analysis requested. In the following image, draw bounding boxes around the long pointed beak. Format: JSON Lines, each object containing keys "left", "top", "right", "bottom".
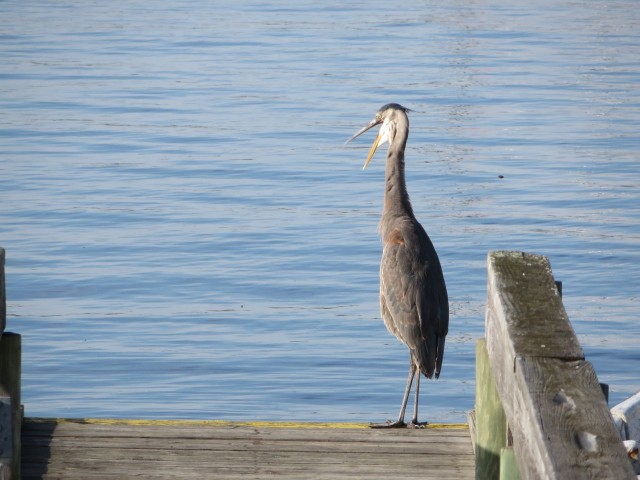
{"left": 345, "top": 118, "right": 382, "bottom": 170}
{"left": 346, "top": 119, "right": 379, "bottom": 144}
{"left": 362, "top": 131, "right": 381, "bottom": 170}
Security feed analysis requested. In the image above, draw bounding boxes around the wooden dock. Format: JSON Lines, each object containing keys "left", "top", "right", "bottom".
{"left": 21, "top": 418, "right": 473, "bottom": 479}
{"left": 3, "top": 248, "right": 636, "bottom": 479}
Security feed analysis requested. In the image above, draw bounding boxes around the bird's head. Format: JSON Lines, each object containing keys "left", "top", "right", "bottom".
{"left": 346, "top": 103, "right": 411, "bottom": 169}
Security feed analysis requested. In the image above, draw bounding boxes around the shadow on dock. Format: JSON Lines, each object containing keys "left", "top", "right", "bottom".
{"left": 22, "top": 419, "right": 56, "bottom": 480}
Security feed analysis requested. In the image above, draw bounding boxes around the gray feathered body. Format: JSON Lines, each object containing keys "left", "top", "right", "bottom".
{"left": 378, "top": 111, "right": 449, "bottom": 379}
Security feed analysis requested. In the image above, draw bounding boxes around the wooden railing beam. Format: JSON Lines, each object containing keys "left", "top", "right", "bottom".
{"left": 484, "top": 251, "right": 634, "bottom": 480}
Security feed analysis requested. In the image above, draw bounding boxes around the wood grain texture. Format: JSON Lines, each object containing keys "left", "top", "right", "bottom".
{"left": 475, "top": 339, "right": 507, "bottom": 480}
{"left": 486, "top": 251, "right": 583, "bottom": 362}
{"left": 485, "top": 251, "right": 635, "bottom": 480}
{"left": 21, "top": 419, "right": 474, "bottom": 480}
{"left": 499, "top": 447, "right": 520, "bottom": 480}
{"left": 513, "top": 357, "right": 631, "bottom": 477}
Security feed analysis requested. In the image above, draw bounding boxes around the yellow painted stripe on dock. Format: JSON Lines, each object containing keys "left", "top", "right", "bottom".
{"left": 25, "top": 417, "right": 468, "bottom": 430}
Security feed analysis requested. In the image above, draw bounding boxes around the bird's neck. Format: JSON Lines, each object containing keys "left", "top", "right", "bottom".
{"left": 382, "top": 122, "right": 414, "bottom": 223}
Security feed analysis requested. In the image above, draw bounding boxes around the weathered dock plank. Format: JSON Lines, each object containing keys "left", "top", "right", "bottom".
{"left": 22, "top": 419, "right": 474, "bottom": 479}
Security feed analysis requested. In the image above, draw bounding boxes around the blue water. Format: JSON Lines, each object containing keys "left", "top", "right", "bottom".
{"left": 1, "top": 1, "right": 639, "bottom": 422}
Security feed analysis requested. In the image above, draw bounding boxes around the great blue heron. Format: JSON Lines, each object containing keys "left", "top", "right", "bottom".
{"left": 347, "top": 103, "right": 449, "bottom": 428}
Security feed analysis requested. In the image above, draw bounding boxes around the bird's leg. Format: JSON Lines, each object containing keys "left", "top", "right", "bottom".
{"left": 370, "top": 361, "right": 416, "bottom": 429}
{"left": 409, "top": 371, "right": 428, "bottom": 428}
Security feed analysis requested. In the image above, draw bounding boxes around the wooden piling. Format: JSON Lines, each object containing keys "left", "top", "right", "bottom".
{"left": 474, "top": 339, "right": 507, "bottom": 479}
{"left": 1, "top": 248, "right": 5, "bottom": 335}
{"left": 483, "top": 251, "right": 634, "bottom": 479}
{"left": 499, "top": 447, "right": 520, "bottom": 480}
{"left": 0, "top": 334, "right": 21, "bottom": 480}
{"left": 0, "top": 247, "right": 22, "bottom": 479}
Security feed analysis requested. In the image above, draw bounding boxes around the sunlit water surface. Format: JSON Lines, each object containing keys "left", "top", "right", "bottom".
{"left": 1, "top": 1, "right": 639, "bottom": 422}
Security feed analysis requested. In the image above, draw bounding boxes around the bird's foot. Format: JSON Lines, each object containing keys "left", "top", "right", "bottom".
{"left": 408, "top": 420, "right": 429, "bottom": 429}
{"left": 370, "top": 419, "right": 428, "bottom": 429}
{"left": 369, "top": 419, "right": 407, "bottom": 429}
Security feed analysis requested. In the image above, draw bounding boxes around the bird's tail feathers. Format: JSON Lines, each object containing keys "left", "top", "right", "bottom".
{"left": 413, "top": 340, "right": 436, "bottom": 380}
{"left": 434, "top": 336, "right": 446, "bottom": 379}
{"left": 414, "top": 335, "right": 445, "bottom": 380}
